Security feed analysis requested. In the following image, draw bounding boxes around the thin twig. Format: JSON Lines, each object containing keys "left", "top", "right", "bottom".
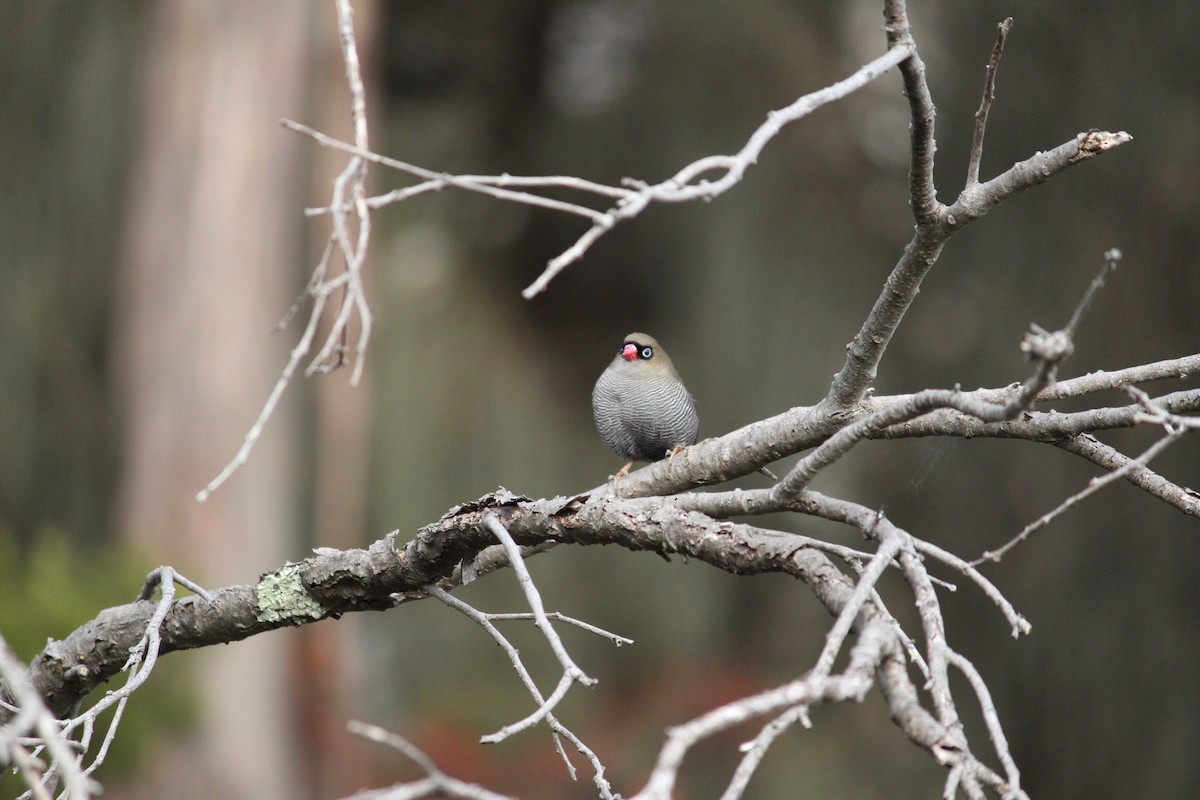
{"left": 484, "top": 612, "right": 633, "bottom": 646}
{"left": 345, "top": 720, "right": 516, "bottom": 800}
{"left": 138, "top": 565, "right": 211, "bottom": 602}
{"left": 974, "top": 429, "right": 1184, "bottom": 565}
{"left": 965, "top": 18, "right": 1013, "bottom": 188}
{"left": 719, "top": 704, "right": 811, "bottom": 800}
{"left": 811, "top": 533, "right": 904, "bottom": 679}
{"left": 196, "top": 237, "right": 336, "bottom": 502}
{"left": 271, "top": 239, "right": 333, "bottom": 333}
{"left": 630, "top": 622, "right": 888, "bottom": 800}
{"left": 911, "top": 539, "right": 1030, "bottom": 637}
{"left": 1126, "top": 383, "right": 1200, "bottom": 431}
{"left": 426, "top": 587, "right": 567, "bottom": 743}
{"left": 521, "top": 42, "right": 913, "bottom": 298}
{"left": 0, "top": 634, "right": 98, "bottom": 800}
{"left": 327, "top": 170, "right": 632, "bottom": 215}
{"left": 1064, "top": 248, "right": 1120, "bottom": 338}
{"left": 290, "top": 38, "right": 907, "bottom": 299}
{"left": 946, "top": 650, "right": 1024, "bottom": 797}
{"left": 894, "top": 542, "right": 961, "bottom": 738}
{"left": 308, "top": 153, "right": 371, "bottom": 381}
{"left": 1055, "top": 432, "right": 1200, "bottom": 515}
{"left": 64, "top": 568, "right": 190, "bottom": 755}
{"left": 481, "top": 516, "right": 595, "bottom": 686}
{"left": 200, "top": 0, "right": 375, "bottom": 500}
{"left": 283, "top": 119, "right": 613, "bottom": 222}
{"left": 426, "top": 585, "right": 618, "bottom": 798}
{"left": 286, "top": 43, "right": 914, "bottom": 298}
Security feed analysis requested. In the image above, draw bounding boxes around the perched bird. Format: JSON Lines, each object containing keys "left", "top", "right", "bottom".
{"left": 592, "top": 332, "right": 700, "bottom": 480}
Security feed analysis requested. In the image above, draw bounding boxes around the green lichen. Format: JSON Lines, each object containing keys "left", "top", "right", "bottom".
{"left": 256, "top": 564, "right": 324, "bottom": 623}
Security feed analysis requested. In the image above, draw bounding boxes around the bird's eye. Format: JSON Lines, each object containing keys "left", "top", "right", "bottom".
{"left": 640, "top": 346, "right": 653, "bottom": 359}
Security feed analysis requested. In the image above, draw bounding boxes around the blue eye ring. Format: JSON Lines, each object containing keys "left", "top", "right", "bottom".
{"left": 639, "top": 346, "right": 653, "bottom": 359}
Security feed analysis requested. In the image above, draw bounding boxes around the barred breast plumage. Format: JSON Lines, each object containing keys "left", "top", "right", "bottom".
{"left": 592, "top": 333, "right": 699, "bottom": 474}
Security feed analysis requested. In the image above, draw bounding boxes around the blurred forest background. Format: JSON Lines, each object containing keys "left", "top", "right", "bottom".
{"left": 1, "top": 1, "right": 1197, "bottom": 798}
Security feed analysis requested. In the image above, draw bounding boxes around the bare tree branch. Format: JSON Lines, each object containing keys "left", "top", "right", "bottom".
{"left": 829, "top": 129, "right": 1130, "bottom": 410}
{"left": 966, "top": 17, "right": 1014, "bottom": 188}
{"left": 342, "top": 720, "right": 515, "bottom": 800}
{"left": 198, "top": 0, "right": 373, "bottom": 502}
{"left": 885, "top": 0, "right": 938, "bottom": 222}
{"left": 602, "top": 375, "right": 1198, "bottom": 507}
{"left": 287, "top": 42, "right": 916, "bottom": 300}
{"left": 310, "top": 0, "right": 373, "bottom": 386}
{"left": 976, "top": 429, "right": 1185, "bottom": 565}
{"left": 718, "top": 703, "right": 811, "bottom": 800}
{"left": 1043, "top": 352, "right": 1200, "bottom": 399}
{"left": 827, "top": 8, "right": 1130, "bottom": 411}
{"left": 1056, "top": 431, "right": 1200, "bottom": 516}
{"left": 425, "top": 518, "right": 624, "bottom": 798}
{"left": 0, "top": 633, "right": 98, "bottom": 800}
{"left": 6, "top": 2, "right": 1186, "bottom": 798}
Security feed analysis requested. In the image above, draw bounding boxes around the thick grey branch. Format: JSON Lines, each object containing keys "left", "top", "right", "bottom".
{"left": 14, "top": 491, "right": 953, "bottom": 765}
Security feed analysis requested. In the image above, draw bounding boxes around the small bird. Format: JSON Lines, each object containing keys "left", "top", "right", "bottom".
{"left": 592, "top": 332, "right": 700, "bottom": 481}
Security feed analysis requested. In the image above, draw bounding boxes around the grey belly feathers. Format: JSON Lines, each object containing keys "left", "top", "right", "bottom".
{"left": 592, "top": 368, "right": 699, "bottom": 462}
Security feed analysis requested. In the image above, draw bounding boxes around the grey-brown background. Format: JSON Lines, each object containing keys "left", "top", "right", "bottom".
{"left": 1, "top": 1, "right": 1197, "bottom": 797}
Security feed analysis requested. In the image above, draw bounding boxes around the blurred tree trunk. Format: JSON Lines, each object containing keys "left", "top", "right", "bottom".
{"left": 292, "top": 1, "right": 377, "bottom": 795}
{"left": 114, "top": 3, "right": 313, "bottom": 797}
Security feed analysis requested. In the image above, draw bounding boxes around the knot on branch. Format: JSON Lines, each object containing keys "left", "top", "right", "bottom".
{"left": 1020, "top": 324, "right": 1074, "bottom": 364}
{"left": 1071, "top": 129, "right": 1133, "bottom": 162}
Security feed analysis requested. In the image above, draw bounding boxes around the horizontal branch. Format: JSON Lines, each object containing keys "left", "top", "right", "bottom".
{"left": 1040, "top": 353, "right": 1200, "bottom": 399}
{"left": 17, "top": 491, "right": 934, "bottom": 734}
{"left": 608, "top": 356, "right": 1200, "bottom": 500}
{"left": 876, "top": 388, "right": 1200, "bottom": 441}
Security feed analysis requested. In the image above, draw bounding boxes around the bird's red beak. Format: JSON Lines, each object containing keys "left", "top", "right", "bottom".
{"left": 621, "top": 344, "right": 638, "bottom": 361}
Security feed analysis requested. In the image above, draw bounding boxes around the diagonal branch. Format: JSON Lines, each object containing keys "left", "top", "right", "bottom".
{"left": 427, "top": 586, "right": 620, "bottom": 797}
{"left": 826, "top": 8, "right": 1131, "bottom": 412}
{"left": 518, "top": 41, "right": 914, "bottom": 298}
{"left": 343, "top": 720, "right": 515, "bottom": 800}
{"left": 0, "top": 633, "right": 99, "bottom": 800}
{"left": 198, "top": 0, "right": 374, "bottom": 501}
{"left": 630, "top": 619, "right": 893, "bottom": 800}
{"left": 976, "top": 387, "right": 1200, "bottom": 564}
{"left": 286, "top": 42, "right": 915, "bottom": 300}
{"left": 827, "top": 129, "right": 1131, "bottom": 409}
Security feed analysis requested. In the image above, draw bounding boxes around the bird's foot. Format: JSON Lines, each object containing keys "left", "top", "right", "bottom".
{"left": 608, "top": 461, "right": 635, "bottom": 496}
{"left": 663, "top": 445, "right": 690, "bottom": 475}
